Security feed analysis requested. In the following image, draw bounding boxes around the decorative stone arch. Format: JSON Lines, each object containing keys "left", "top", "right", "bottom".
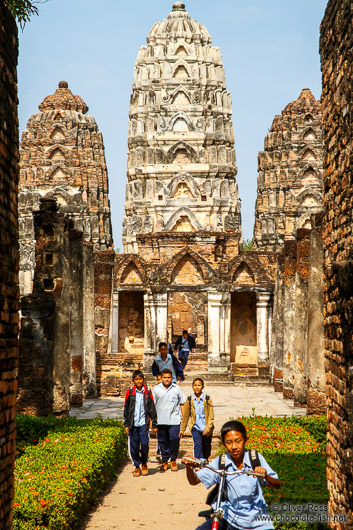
{"left": 46, "top": 166, "right": 71, "bottom": 182}
{"left": 167, "top": 112, "right": 194, "bottom": 131}
{"left": 232, "top": 261, "right": 255, "bottom": 286}
{"left": 47, "top": 144, "right": 68, "bottom": 160}
{"left": 302, "top": 127, "right": 317, "bottom": 141}
{"left": 171, "top": 85, "right": 192, "bottom": 105}
{"left": 172, "top": 41, "right": 189, "bottom": 56}
{"left": 164, "top": 207, "right": 202, "bottom": 232}
{"left": 301, "top": 165, "right": 320, "bottom": 185}
{"left": 228, "top": 255, "right": 271, "bottom": 287}
{"left": 115, "top": 255, "right": 148, "bottom": 286}
{"left": 297, "top": 214, "right": 313, "bottom": 230}
{"left": 166, "top": 141, "right": 197, "bottom": 163}
{"left": 45, "top": 187, "right": 81, "bottom": 207}
{"left": 49, "top": 124, "right": 67, "bottom": 141}
{"left": 168, "top": 172, "right": 200, "bottom": 198}
{"left": 171, "top": 59, "right": 192, "bottom": 79}
{"left": 171, "top": 252, "right": 205, "bottom": 285}
{"left": 304, "top": 113, "right": 314, "bottom": 123}
{"left": 300, "top": 147, "right": 317, "bottom": 161}
{"left": 297, "top": 188, "right": 322, "bottom": 208}
{"left": 153, "top": 247, "right": 215, "bottom": 285}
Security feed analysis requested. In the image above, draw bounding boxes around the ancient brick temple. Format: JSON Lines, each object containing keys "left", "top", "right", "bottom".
{"left": 18, "top": 82, "right": 112, "bottom": 413}
{"left": 254, "top": 88, "right": 323, "bottom": 252}
{"left": 102, "top": 1, "right": 279, "bottom": 392}
{"left": 0, "top": 3, "right": 19, "bottom": 527}
{"left": 321, "top": 0, "right": 353, "bottom": 526}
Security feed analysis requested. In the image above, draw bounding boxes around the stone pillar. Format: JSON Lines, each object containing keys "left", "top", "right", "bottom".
{"left": 111, "top": 291, "right": 119, "bottom": 353}
{"left": 155, "top": 292, "right": 168, "bottom": 346}
{"left": 256, "top": 292, "right": 271, "bottom": 366}
{"left": 208, "top": 291, "right": 231, "bottom": 372}
{"left": 82, "top": 242, "right": 96, "bottom": 397}
{"left": 143, "top": 292, "right": 155, "bottom": 370}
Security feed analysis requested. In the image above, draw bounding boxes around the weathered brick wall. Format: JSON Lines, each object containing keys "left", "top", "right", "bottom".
{"left": 321, "top": 1, "right": 353, "bottom": 526}
{"left": 270, "top": 218, "right": 325, "bottom": 414}
{"left": 18, "top": 199, "right": 87, "bottom": 414}
{"left": 0, "top": 3, "right": 19, "bottom": 527}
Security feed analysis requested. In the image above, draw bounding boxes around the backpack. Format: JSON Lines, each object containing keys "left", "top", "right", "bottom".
{"left": 206, "top": 449, "right": 264, "bottom": 506}
{"left": 127, "top": 386, "right": 152, "bottom": 400}
{"left": 187, "top": 395, "right": 210, "bottom": 405}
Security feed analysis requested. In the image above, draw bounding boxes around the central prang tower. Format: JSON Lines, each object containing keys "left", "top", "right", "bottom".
{"left": 123, "top": 1, "right": 241, "bottom": 252}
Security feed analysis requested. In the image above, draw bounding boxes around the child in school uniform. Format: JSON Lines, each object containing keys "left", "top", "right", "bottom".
{"left": 179, "top": 377, "right": 214, "bottom": 461}
{"left": 123, "top": 370, "right": 157, "bottom": 477}
{"left": 153, "top": 368, "right": 186, "bottom": 472}
{"left": 183, "top": 420, "right": 280, "bottom": 530}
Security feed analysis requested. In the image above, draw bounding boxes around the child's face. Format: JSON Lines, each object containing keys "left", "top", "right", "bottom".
{"left": 133, "top": 376, "right": 144, "bottom": 389}
{"left": 161, "top": 373, "right": 172, "bottom": 388}
{"left": 223, "top": 430, "right": 247, "bottom": 460}
{"left": 192, "top": 380, "right": 203, "bottom": 395}
{"left": 159, "top": 345, "right": 168, "bottom": 356}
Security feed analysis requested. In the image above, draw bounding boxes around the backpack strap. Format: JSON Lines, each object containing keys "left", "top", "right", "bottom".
{"left": 206, "top": 453, "right": 227, "bottom": 505}
{"left": 248, "top": 449, "right": 266, "bottom": 489}
{"left": 188, "top": 395, "right": 192, "bottom": 403}
{"left": 205, "top": 395, "right": 210, "bottom": 403}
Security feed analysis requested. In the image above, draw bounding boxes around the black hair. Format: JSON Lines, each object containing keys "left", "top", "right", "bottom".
{"left": 132, "top": 369, "right": 144, "bottom": 380}
{"left": 192, "top": 377, "right": 204, "bottom": 387}
{"left": 182, "top": 329, "right": 188, "bottom": 334}
{"left": 221, "top": 420, "right": 247, "bottom": 443}
{"left": 159, "top": 342, "right": 168, "bottom": 349}
{"left": 160, "top": 368, "right": 172, "bottom": 376}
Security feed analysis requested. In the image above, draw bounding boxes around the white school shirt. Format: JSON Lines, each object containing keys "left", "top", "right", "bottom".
{"left": 152, "top": 383, "right": 186, "bottom": 425}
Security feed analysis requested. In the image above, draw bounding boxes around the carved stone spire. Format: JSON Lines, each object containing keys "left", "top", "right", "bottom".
{"left": 253, "top": 89, "right": 323, "bottom": 251}
{"left": 19, "top": 82, "right": 112, "bottom": 293}
{"left": 123, "top": 3, "right": 241, "bottom": 253}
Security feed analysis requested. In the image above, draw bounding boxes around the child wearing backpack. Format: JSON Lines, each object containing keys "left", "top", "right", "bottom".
{"left": 179, "top": 377, "right": 214, "bottom": 461}
{"left": 124, "top": 370, "right": 157, "bottom": 477}
{"left": 183, "top": 420, "right": 280, "bottom": 530}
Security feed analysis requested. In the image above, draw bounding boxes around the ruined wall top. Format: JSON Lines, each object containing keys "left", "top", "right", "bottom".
{"left": 253, "top": 88, "right": 323, "bottom": 252}
{"left": 123, "top": 3, "right": 241, "bottom": 253}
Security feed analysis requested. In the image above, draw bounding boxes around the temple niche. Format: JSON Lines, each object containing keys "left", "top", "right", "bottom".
{"left": 253, "top": 89, "right": 323, "bottom": 251}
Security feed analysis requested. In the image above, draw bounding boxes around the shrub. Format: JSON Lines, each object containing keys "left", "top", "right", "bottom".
{"left": 14, "top": 417, "right": 127, "bottom": 529}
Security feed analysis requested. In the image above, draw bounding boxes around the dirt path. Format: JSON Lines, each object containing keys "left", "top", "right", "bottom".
{"left": 84, "top": 436, "right": 214, "bottom": 530}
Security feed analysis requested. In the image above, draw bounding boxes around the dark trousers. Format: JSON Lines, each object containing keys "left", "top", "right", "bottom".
{"left": 192, "top": 426, "right": 212, "bottom": 460}
{"left": 129, "top": 425, "right": 149, "bottom": 467}
{"left": 178, "top": 351, "right": 189, "bottom": 368}
{"left": 157, "top": 424, "right": 180, "bottom": 462}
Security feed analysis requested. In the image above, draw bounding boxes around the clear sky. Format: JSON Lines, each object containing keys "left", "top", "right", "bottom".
{"left": 17, "top": 0, "right": 327, "bottom": 250}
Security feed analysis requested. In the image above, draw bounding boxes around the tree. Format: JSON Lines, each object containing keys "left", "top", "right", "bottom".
{"left": 6, "top": 0, "right": 50, "bottom": 27}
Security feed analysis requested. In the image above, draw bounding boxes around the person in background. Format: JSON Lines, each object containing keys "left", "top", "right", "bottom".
{"left": 174, "top": 329, "right": 196, "bottom": 369}
{"left": 152, "top": 342, "right": 184, "bottom": 383}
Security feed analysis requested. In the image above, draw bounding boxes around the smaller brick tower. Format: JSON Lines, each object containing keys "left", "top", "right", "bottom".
{"left": 254, "top": 89, "right": 323, "bottom": 251}
{"left": 19, "top": 81, "right": 112, "bottom": 294}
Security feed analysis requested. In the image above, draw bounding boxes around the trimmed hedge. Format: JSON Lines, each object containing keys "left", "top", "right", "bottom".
{"left": 14, "top": 416, "right": 127, "bottom": 529}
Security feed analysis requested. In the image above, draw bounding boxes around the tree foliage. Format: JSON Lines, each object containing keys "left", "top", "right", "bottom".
{"left": 6, "top": 0, "right": 49, "bottom": 27}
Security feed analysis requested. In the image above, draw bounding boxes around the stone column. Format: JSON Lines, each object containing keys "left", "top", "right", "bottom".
{"left": 82, "top": 242, "right": 96, "bottom": 398}
{"left": 208, "top": 291, "right": 231, "bottom": 372}
{"left": 143, "top": 292, "right": 155, "bottom": 370}
{"left": 256, "top": 292, "right": 271, "bottom": 366}
{"left": 154, "top": 292, "right": 168, "bottom": 346}
{"left": 111, "top": 291, "right": 119, "bottom": 353}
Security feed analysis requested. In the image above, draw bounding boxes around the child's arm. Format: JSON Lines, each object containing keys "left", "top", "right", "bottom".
{"left": 203, "top": 397, "right": 214, "bottom": 435}
{"left": 179, "top": 398, "right": 190, "bottom": 437}
{"left": 182, "top": 460, "right": 201, "bottom": 485}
